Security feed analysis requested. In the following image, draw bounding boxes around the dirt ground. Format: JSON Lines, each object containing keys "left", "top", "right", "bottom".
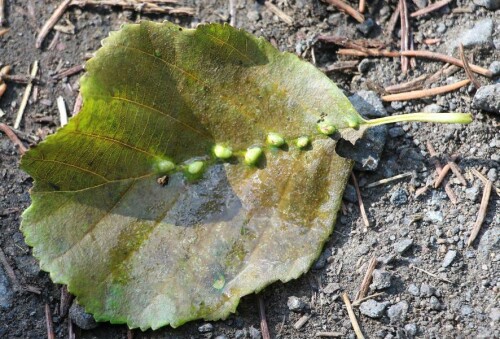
{"left": 0, "top": 0, "right": 498, "bottom": 338}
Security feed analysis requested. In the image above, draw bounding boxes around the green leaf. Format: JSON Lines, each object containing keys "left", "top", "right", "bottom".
{"left": 20, "top": 21, "right": 471, "bottom": 330}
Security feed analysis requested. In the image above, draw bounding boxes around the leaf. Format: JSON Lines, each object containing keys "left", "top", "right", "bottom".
{"left": 20, "top": 21, "right": 471, "bottom": 330}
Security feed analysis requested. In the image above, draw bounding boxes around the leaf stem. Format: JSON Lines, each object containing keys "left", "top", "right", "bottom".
{"left": 362, "top": 112, "right": 472, "bottom": 127}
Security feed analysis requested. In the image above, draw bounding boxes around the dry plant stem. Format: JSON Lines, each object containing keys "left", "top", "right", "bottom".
{"left": 0, "top": 123, "right": 28, "bottom": 154}
{"left": 0, "top": 0, "right": 5, "bottom": 26}
{"left": 365, "top": 172, "right": 413, "bottom": 188}
{"left": 45, "top": 304, "right": 56, "bottom": 339}
{"left": 423, "top": 38, "right": 441, "bottom": 45}
{"left": 293, "top": 314, "right": 311, "bottom": 330}
{"left": 53, "top": 64, "right": 84, "bottom": 80}
{"left": 467, "top": 180, "right": 492, "bottom": 247}
{"left": 70, "top": 0, "right": 195, "bottom": 16}
{"left": 426, "top": 142, "right": 458, "bottom": 203}
{"left": 323, "top": 0, "right": 364, "bottom": 23}
{"left": 358, "top": 0, "right": 365, "bottom": 13}
{"left": 411, "top": 0, "right": 452, "bottom": 17}
{"left": 324, "top": 61, "right": 359, "bottom": 73}
{"left": 472, "top": 169, "right": 500, "bottom": 196}
{"left": 399, "top": 0, "right": 410, "bottom": 72}
{"left": 73, "top": 92, "right": 83, "bottom": 115}
{"left": 0, "top": 27, "right": 9, "bottom": 37}
{"left": 412, "top": 265, "right": 452, "bottom": 283}
{"left": 14, "top": 60, "right": 39, "bottom": 129}
{"left": 434, "top": 162, "right": 452, "bottom": 188}
{"left": 459, "top": 44, "right": 481, "bottom": 89}
{"left": 448, "top": 161, "right": 467, "bottom": 186}
{"left": 352, "top": 292, "right": 385, "bottom": 307}
{"left": 444, "top": 180, "right": 458, "bottom": 204}
{"left": 382, "top": 79, "right": 470, "bottom": 101}
{"left": 127, "top": 329, "right": 134, "bottom": 339}
{"left": 342, "top": 293, "right": 365, "bottom": 339}
{"left": 387, "top": 6, "right": 400, "bottom": 34}
{"left": 264, "top": 1, "right": 292, "bottom": 25}
{"left": 355, "top": 256, "right": 377, "bottom": 300}
{"left": 229, "top": 0, "right": 236, "bottom": 26}
{"left": 57, "top": 96, "right": 68, "bottom": 126}
{"left": 0, "top": 247, "right": 21, "bottom": 290}
{"left": 258, "top": 295, "right": 271, "bottom": 339}
{"left": 36, "top": 0, "right": 72, "bottom": 48}
{"left": 59, "top": 285, "right": 74, "bottom": 317}
{"left": 316, "top": 332, "right": 344, "bottom": 337}
{"left": 425, "top": 64, "right": 459, "bottom": 85}
{"left": 385, "top": 74, "right": 428, "bottom": 94}
{"left": 351, "top": 173, "right": 369, "bottom": 228}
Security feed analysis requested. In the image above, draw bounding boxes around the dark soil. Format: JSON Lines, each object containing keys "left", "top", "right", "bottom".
{"left": 1, "top": 0, "right": 498, "bottom": 338}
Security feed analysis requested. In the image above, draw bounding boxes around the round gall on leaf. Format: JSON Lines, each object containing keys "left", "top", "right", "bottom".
{"left": 156, "top": 159, "right": 176, "bottom": 174}
{"left": 296, "top": 136, "right": 309, "bottom": 149}
{"left": 187, "top": 161, "right": 204, "bottom": 175}
{"left": 244, "top": 147, "right": 263, "bottom": 166}
{"left": 213, "top": 144, "right": 233, "bottom": 159}
{"left": 317, "top": 121, "right": 337, "bottom": 135}
{"left": 266, "top": 132, "right": 285, "bottom": 147}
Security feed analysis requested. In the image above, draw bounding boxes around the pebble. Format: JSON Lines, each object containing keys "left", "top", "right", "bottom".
{"left": 422, "top": 104, "right": 442, "bottom": 113}
{"left": 458, "top": 19, "right": 494, "bottom": 48}
{"left": 69, "top": 302, "right": 98, "bottom": 330}
{"left": 394, "top": 238, "right": 413, "bottom": 254}
{"left": 313, "top": 247, "right": 332, "bottom": 270}
{"left": 199, "top": 323, "right": 214, "bottom": 333}
{"left": 436, "top": 23, "right": 447, "bottom": 34}
{"left": 246, "top": 10, "right": 260, "bottom": 22}
{"left": 420, "top": 283, "right": 436, "bottom": 297}
{"left": 489, "top": 308, "right": 500, "bottom": 322}
{"left": 461, "top": 304, "right": 474, "bottom": 317}
{"left": 426, "top": 210, "right": 443, "bottom": 223}
{"left": 473, "top": 84, "right": 500, "bottom": 114}
{"left": 404, "top": 323, "right": 418, "bottom": 336}
{"left": 248, "top": 325, "right": 261, "bottom": 339}
{"left": 357, "top": 59, "right": 374, "bottom": 73}
{"left": 478, "top": 227, "right": 500, "bottom": 260}
{"left": 0, "top": 266, "right": 13, "bottom": 309}
{"left": 387, "top": 301, "right": 409, "bottom": 323}
{"left": 465, "top": 185, "right": 480, "bottom": 202}
{"left": 429, "top": 296, "right": 443, "bottom": 311}
{"left": 323, "top": 282, "right": 341, "bottom": 294}
{"left": 356, "top": 18, "right": 375, "bottom": 35}
{"left": 343, "top": 184, "right": 358, "bottom": 203}
{"left": 235, "top": 329, "right": 247, "bottom": 339}
{"left": 407, "top": 284, "right": 420, "bottom": 297}
{"left": 215, "top": 335, "right": 229, "bottom": 339}
{"left": 487, "top": 168, "right": 497, "bottom": 182}
{"left": 390, "top": 188, "right": 408, "bottom": 206}
{"left": 359, "top": 299, "right": 388, "bottom": 318}
{"left": 489, "top": 61, "right": 500, "bottom": 76}
{"left": 473, "top": 0, "right": 500, "bottom": 9}
{"left": 441, "top": 250, "right": 457, "bottom": 267}
{"left": 388, "top": 127, "right": 405, "bottom": 138}
{"left": 370, "top": 269, "right": 392, "bottom": 290}
{"left": 287, "top": 296, "right": 306, "bottom": 312}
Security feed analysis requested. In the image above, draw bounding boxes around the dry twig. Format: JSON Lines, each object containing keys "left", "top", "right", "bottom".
{"left": 316, "top": 331, "right": 344, "bottom": 337}
{"left": 426, "top": 142, "right": 458, "bottom": 203}
{"left": 45, "top": 304, "right": 56, "bottom": 339}
{"left": 352, "top": 292, "right": 385, "bottom": 307}
{"left": 0, "top": 27, "right": 8, "bottom": 37}
{"left": 355, "top": 256, "right": 377, "bottom": 301}
{"left": 412, "top": 265, "right": 452, "bottom": 283}
{"left": 0, "top": 123, "right": 28, "bottom": 154}
{"left": 323, "top": 0, "right": 365, "bottom": 23}
{"left": 385, "top": 74, "right": 428, "bottom": 93}
{"left": 36, "top": 0, "right": 72, "bottom": 49}
{"left": 351, "top": 172, "right": 369, "bottom": 228}
{"left": 358, "top": 0, "right": 366, "bottom": 13}
{"left": 60, "top": 285, "right": 74, "bottom": 317}
{"left": 386, "top": 5, "right": 400, "bottom": 34}
{"left": 381, "top": 79, "right": 470, "bottom": 101}
{"left": 258, "top": 295, "right": 271, "bottom": 339}
{"left": 447, "top": 159, "right": 467, "bottom": 186}
{"left": 264, "top": 1, "right": 292, "bottom": 25}
{"left": 53, "top": 64, "right": 84, "bottom": 80}
{"left": 0, "top": 0, "right": 5, "bottom": 26}
{"left": 229, "top": 0, "right": 236, "bottom": 26}
{"left": 15, "top": 60, "right": 39, "bottom": 129}
{"left": 71, "top": 0, "right": 194, "bottom": 16}
{"left": 399, "top": 0, "right": 410, "bottom": 72}
{"left": 342, "top": 293, "right": 365, "bottom": 339}
{"left": 294, "top": 314, "right": 311, "bottom": 330}
{"left": 0, "top": 247, "right": 20, "bottom": 290}
{"left": 467, "top": 178, "right": 492, "bottom": 247}
{"left": 411, "top": 0, "right": 452, "bottom": 17}
{"left": 459, "top": 44, "right": 481, "bottom": 89}
{"left": 324, "top": 61, "right": 359, "bottom": 73}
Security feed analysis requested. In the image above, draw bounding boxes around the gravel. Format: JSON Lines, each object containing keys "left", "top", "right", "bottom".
{"left": 489, "top": 61, "right": 500, "bottom": 76}
{"left": 420, "top": 283, "right": 436, "bottom": 297}
{"left": 473, "top": 84, "right": 500, "bottom": 114}
{"left": 407, "top": 284, "right": 420, "bottom": 297}
{"left": 458, "top": 19, "right": 494, "bottom": 49}
{"left": 387, "top": 301, "right": 409, "bottom": 323}
{"left": 287, "top": 296, "right": 306, "bottom": 312}
{"left": 429, "top": 296, "right": 443, "bottom": 311}
{"left": 69, "top": 302, "right": 98, "bottom": 330}
{"left": 473, "top": 0, "right": 500, "bottom": 10}
{"left": 359, "top": 299, "right": 388, "bottom": 318}
{"left": 198, "top": 323, "right": 214, "bottom": 333}
{"left": 465, "top": 185, "right": 480, "bottom": 202}
{"left": 0, "top": 266, "right": 13, "bottom": 309}
{"left": 441, "top": 250, "right": 457, "bottom": 268}
{"left": 248, "top": 325, "right": 261, "bottom": 339}
{"left": 370, "top": 269, "right": 392, "bottom": 290}
{"left": 390, "top": 188, "right": 408, "bottom": 206}
{"left": 394, "top": 238, "right": 413, "bottom": 254}
{"left": 323, "top": 282, "right": 341, "bottom": 294}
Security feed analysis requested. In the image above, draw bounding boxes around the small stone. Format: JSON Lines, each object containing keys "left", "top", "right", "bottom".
{"left": 287, "top": 296, "right": 306, "bottom": 312}
{"left": 323, "top": 282, "right": 341, "bottom": 294}
{"left": 436, "top": 23, "right": 447, "bottom": 34}
{"left": 356, "top": 18, "right": 375, "bottom": 35}
{"left": 0, "top": 266, "right": 13, "bottom": 309}
{"left": 313, "top": 247, "right": 331, "bottom": 270}
{"left": 441, "top": 250, "right": 457, "bottom": 267}
{"left": 370, "top": 269, "right": 392, "bottom": 290}
{"left": 199, "top": 323, "right": 214, "bottom": 333}
{"left": 473, "top": 0, "right": 500, "bottom": 9}
{"left": 357, "top": 59, "right": 374, "bottom": 73}
{"left": 404, "top": 323, "right": 418, "bottom": 336}
{"left": 390, "top": 188, "right": 408, "bottom": 206}
{"left": 388, "top": 127, "right": 405, "bottom": 138}
{"left": 359, "top": 299, "right": 388, "bottom": 318}
{"left": 349, "top": 90, "right": 387, "bottom": 118}
{"left": 248, "top": 325, "right": 261, "bottom": 339}
{"left": 478, "top": 228, "right": 500, "bottom": 260}
{"left": 407, "top": 284, "right": 420, "bottom": 297}
{"left": 487, "top": 168, "right": 497, "bottom": 182}
{"left": 459, "top": 19, "right": 494, "bottom": 49}
{"left": 343, "top": 184, "right": 357, "bottom": 203}
{"left": 460, "top": 305, "right": 474, "bottom": 317}
{"left": 69, "top": 302, "right": 98, "bottom": 330}
{"left": 429, "top": 296, "right": 443, "bottom": 311}
{"left": 387, "top": 301, "right": 409, "bottom": 323}
{"left": 420, "top": 283, "right": 436, "bottom": 297}
{"left": 426, "top": 211, "right": 443, "bottom": 223}
{"left": 422, "top": 104, "right": 442, "bottom": 113}
{"left": 215, "top": 335, "right": 229, "bottom": 339}
{"left": 465, "top": 185, "right": 480, "bottom": 202}
{"left": 246, "top": 10, "right": 260, "bottom": 22}
{"left": 394, "top": 238, "right": 413, "bottom": 254}
{"left": 489, "top": 308, "right": 500, "bottom": 322}
{"left": 235, "top": 329, "right": 247, "bottom": 339}
{"left": 489, "top": 61, "right": 500, "bottom": 76}
{"left": 473, "top": 84, "right": 500, "bottom": 114}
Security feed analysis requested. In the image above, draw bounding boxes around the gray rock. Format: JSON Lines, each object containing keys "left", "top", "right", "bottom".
{"left": 394, "top": 238, "right": 413, "bottom": 254}
{"left": 358, "top": 59, "right": 374, "bottom": 73}
{"left": 69, "top": 302, "right": 98, "bottom": 330}
{"left": 199, "top": 323, "right": 214, "bottom": 333}
{"left": 343, "top": 184, "right": 358, "bottom": 203}
{"left": 489, "top": 308, "right": 500, "bottom": 322}
{"left": 489, "top": 61, "right": 500, "bottom": 76}
{"left": 422, "top": 104, "right": 442, "bottom": 113}
{"left": 461, "top": 304, "right": 474, "bottom": 317}
{"left": 248, "top": 325, "right": 261, "bottom": 339}
{"left": 390, "top": 188, "right": 408, "bottom": 206}
{"left": 429, "top": 296, "right": 443, "bottom": 311}
{"left": 357, "top": 18, "right": 375, "bottom": 35}
{"left": 465, "top": 185, "right": 480, "bottom": 202}
{"left": 473, "top": 0, "right": 500, "bottom": 9}
{"left": 473, "top": 84, "right": 500, "bottom": 114}
{"left": 478, "top": 227, "right": 500, "bottom": 260}
{"left": 387, "top": 301, "right": 409, "bottom": 323}
{"left": 0, "top": 266, "right": 13, "bottom": 309}
{"left": 412, "top": 0, "right": 427, "bottom": 8}
{"left": 436, "top": 23, "right": 447, "bottom": 34}
{"left": 388, "top": 127, "right": 405, "bottom": 138}
{"left": 359, "top": 299, "right": 388, "bottom": 318}
{"left": 426, "top": 211, "right": 443, "bottom": 223}
{"left": 441, "top": 250, "right": 457, "bottom": 267}
{"left": 323, "top": 282, "right": 341, "bottom": 294}
{"left": 349, "top": 90, "right": 387, "bottom": 118}
{"left": 246, "top": 10, "right": 260, "bottom": 22}
{"left": 215, "top": 335, "right": 229, "bottom": 339}
{"left": 420, "top": 283, "right": 436, "bottom": 297}
{"left": 370, "top": 269, "right": 392, "bottom": 290}
{"left": 404, "top": 323, "right": 418, "bottom": 336}
{"left": 313, "top": 247, "right": 332, "bottom": 270}
{"left": 487, "top": 168, "right": 497, "bottom": 182}
{"left": 459, "top": 19, "right": 494, "bottom": 49}
{"left": 235, "top": 329, "right": 247, "bottom": 339}
{"left": 287, "top": 296, "right": 306, "bottom": 312}
{"left": 407, "top": 284, "right": 420, "bottom": 297}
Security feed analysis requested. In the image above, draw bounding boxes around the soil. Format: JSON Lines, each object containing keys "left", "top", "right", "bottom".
{"left": 0, "top": 0, "right": 498, "bottom": 338}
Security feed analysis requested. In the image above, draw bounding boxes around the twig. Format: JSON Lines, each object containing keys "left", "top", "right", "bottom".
{"left": 0, "top": 27, "right": 8, "bottom": 37}
{"left": 36, "top": 0, "right": 72, "bottom": 49}
{"left": 411, "top": 0, "right": 452, "bottom": 17}
{"left": 0, "top": 247, "right": 20, "bottom": 290}
{"left": 45, "top": 304, "right": 56, "bottom": 339}
{"left": 342, "top": 293, "right": 365, "bottom": 339}
{"left": 434, "top": 162, "right": 452, "bottom": 188}
{"left": 386, "top": 6, "right": 400, "bottom": 34}
{"left": 68, "top": 318, "right": 75, "bottom": 339}
{"left": 127, "top": 329, "right": 134, "bottom": 339}
{"left": 14, "top": 60, "right": 39, "bottom": 129}
{"left": 448, "top": 160, "right": 467, "bottom": 186}
{"left": 351, "top": 172, "right": 369, "bottom": 228}
{"left": 426, "top": 142, "right": 458, "bottom": 203}
{"left": 355, "top": 256, "right": 377, "bottom": 301}
{"left": 423, "top": 38, "right": 441, "bottom": 45}
{"left": 399, "top": 0, "right": 410, "bottom": 73}
{"left": 472, "top": 169, "right": 500, "bottom": 196}
{"left": 411, "top": 265, "right": 452, "bottom": 283}
{"left": 258, "top": 295, "right": 271, "bottom": 339}
{"left": 0, "top": 0, "right": 5, "bottom": 26}
{"left": 53, "top": 64, "right": 84, "bottom": 80}
{"left": 467, "top": 179, "right": 492, "bottom": 247}
{"left": 0, "top": 123, "right": 28, "bottom": 154}
{"left": 323, "top": 61, "right": 359, "bottom": 73}
{"left": 264, "top": 1, "right": 292, "bottom": 25}
{"left": 293, "top": 314, "right": 311, "bottom": 330}
{"left": 229, "top": 0, "right": 236, "bottom": 26}
{"left": 323, "top": 0, "right": 365, "bottom": 23}
{"left": 459, "top": 44, "right": 480, "bottom": 89}
{"left": 73, "top": 92, "right": 83, "bottom": 116}
{"left": 381, "top": 79, "right": 470, "bottom": 101}
{"left": 57, "top": 96, "right": 68, "bottom": 126}
{"left": 385, "top": 74, "right": 428, "bottom": 94}
{"left": 71, "top": 0, "right": 195, "bottom": 16}
{"left": 444, "top": 181, "right": 458, "bottom": 204}
{"left": 358, "top": 0, "right": 365, "bottom": 13}
{"left": 316, "top": 331, "right": 344, "bottom": 337}
{"left": 425, "top": 64, "right": 460, "bottom": 85}
{"left": 60, "top": 285, "right": 74, "bottom": 318}
{"left": 352, "top": 292, "right": 385, "bottom": 307}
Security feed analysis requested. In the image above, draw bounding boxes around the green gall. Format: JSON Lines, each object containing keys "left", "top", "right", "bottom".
{"left": 156, "top": 159, "right": 176, "bottom": 173}
{"left": 266, "top": 132, "right": 285, "bottom": 147}
{"left": 317, "top": 121, "right": 336, "bottom": 135}
{"left": 296, "top": 136, "right": 309, "bottom": 149}
{"left": 213, "top": 144, "right": 233, "bottom": 159}
{"left": 346, "top": 118, "right": 359, "bottom": 128}
{"left": 212, "top": 274, "right": 225, "bottom": 290}
{"left": 187, "top": 161, "right": 204, "bottom": 175}
{"left": 244, "top": 147, "right": 263, "bottom": 166}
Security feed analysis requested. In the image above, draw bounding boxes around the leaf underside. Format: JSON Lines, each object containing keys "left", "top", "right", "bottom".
{"left": 21, "top": 21, "right": 358, "bottom": 330}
